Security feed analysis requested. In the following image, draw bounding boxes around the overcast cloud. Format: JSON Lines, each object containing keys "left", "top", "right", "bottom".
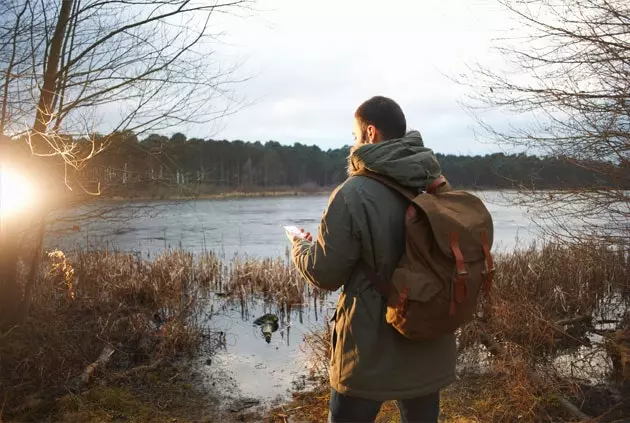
{"left": 183, "top": 0, "right": 520, "bottom": 155}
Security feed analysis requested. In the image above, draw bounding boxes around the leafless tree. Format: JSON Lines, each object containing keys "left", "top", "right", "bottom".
{"left": 0, "top": 0, "right": 252, "bottom": 326}
{"left": 463, "top": 0, "right": 629, "bottom": 247}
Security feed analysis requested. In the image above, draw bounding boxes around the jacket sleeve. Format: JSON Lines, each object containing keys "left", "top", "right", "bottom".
{"left": 291, "top": 187, "right": 361, "bottom": 291}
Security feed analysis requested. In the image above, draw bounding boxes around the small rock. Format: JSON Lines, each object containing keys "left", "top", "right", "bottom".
{"left": 205, "top": 358, "right": 212, "bottom": 366}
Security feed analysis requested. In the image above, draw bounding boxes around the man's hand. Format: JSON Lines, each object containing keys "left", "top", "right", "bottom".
{"left": 293, "top": 228, "right": 313, "bottom": 243}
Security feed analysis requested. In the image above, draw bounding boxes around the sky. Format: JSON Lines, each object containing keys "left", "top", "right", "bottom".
{"left": 184, "top": 0, "right": 520, "bottom": 155}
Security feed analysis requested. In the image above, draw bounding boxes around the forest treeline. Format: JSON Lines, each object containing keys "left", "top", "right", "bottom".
{"left": 61, "top": 131, "right": 624, "bottom": 196}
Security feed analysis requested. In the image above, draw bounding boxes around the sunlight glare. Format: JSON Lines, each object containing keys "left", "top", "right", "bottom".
{"left": 0, "top": 166, "right": 36, "bottom": 216}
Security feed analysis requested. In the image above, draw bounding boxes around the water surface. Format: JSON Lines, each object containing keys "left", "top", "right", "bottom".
{"left": 44, "top": 191, "right": 557, "bottom": 403}
{"left": 47, "top": 191, "right": 540, "bottom": 258}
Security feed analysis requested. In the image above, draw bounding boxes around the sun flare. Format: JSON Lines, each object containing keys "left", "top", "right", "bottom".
{"left": 0, "top": 166, "right": 36, "bottom": 216}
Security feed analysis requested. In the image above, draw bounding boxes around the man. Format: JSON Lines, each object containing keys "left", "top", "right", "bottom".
{"left": 291, "top": 96, "right": 456, "bottom": 423}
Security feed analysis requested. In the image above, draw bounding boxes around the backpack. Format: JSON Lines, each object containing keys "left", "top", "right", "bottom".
{"left": 358, "top": 170, "right": 495, "bottom": 341}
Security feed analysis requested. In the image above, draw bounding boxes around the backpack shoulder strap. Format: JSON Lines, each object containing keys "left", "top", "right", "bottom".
{"left": 427, "top": 175, "right": 448, "bottom": 194}
{"left": 356, "top": 170, "right": 449, "bottom": 199}
{"left": 354, "top": 170, "right": 417, "bottom": 200}
{"left": 354, "top": 170, "right": 451, "bottom": 301}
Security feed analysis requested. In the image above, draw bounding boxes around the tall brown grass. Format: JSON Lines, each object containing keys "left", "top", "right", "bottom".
{"left": 459, "top": 243, "right": 629, "bottom": 420}
{"left": 2, "top": 242, "right": 628, "bottom": 421}
{"left": 0, "top": 249, "right": 222, "bottom": 421}
{"left": 302, "top": 242, "right": 630, "bottom": 421}
{"left": 460, "top": 243, "right": 628, "bottom": 354}
{"left": 225, "top": 256, "right": 322, "bottom": 320}
{"left": 0, "top": 247, "right": 322, "bottom": 421}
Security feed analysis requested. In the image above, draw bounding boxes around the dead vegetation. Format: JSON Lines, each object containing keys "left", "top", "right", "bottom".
{"left": 0, "top": 249, "right": 220, "bottom": 422}
{"left": 225, "top": 255, "right": 325, "bottom": 322}
{"left": 2, "top": 241, "right": 628, "bottom": 422}
{"left": 277, "top": 242, "right": 630, "bottom": 422}
{"left": 0, "top": 247, "right": 321, "bottom": 422}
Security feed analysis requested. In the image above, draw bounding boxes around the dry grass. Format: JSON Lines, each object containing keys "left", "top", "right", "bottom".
{"left": 0, "top": 249, "right": 217, "bottom": 422}
{"left": 458, "top": 243, "right": 630, "bottom": 421}
{"left": 460, "top": 243, "right": 629, "bottom": 355}
{"left": 225, "top": 256, "right": 324, "bottom": 320}
{"left": 2, "top": 242, "right": 628, "bottom": 422}
{"left": 283, "top": 242, "right": 630, "bottom": 422}
{"left": 0, "top": 248, "right": 322, "bottom": 422}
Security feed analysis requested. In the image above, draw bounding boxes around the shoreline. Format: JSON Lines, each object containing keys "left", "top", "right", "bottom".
{"left": 104, "top": 190, "right": 332, "bottom": 202}
{"left": 94, "top": 187, "right": 519, "bottom": 202}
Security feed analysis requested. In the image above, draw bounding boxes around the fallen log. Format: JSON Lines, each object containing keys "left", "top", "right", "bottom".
{"left": 479, "top": 333, "right": 593, "bottom": 421}
{"left": 71, "top": 345, "right": 115, "bottom": 391}
{"left": 555, "top": 397, "right": 592, "bottom": 422}
{"left": 555, "top": 315, "right": 592, "bottom": 327}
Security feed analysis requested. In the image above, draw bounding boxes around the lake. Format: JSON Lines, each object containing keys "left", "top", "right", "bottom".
{"left": 46, "top": 191, "right": 541, "bottom": 259}
{"left": 44, "top": 191, "right": 549, "bottom": 406}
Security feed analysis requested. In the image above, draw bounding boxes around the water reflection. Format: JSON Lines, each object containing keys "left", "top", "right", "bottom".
{"left": 203, "top": 293, "right": 335, "bottom": 401}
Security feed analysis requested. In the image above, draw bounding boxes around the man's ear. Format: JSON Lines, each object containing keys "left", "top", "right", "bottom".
{"left": 366, "top": 125, "right": 377, "bottom": 143}
{"left": 367, "top": 125, "right": 383, "bottom": 144}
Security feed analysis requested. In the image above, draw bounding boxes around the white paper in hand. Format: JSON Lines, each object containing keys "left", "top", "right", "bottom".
{"left": 284, "top": 225, "right": 308, "bottom": 242}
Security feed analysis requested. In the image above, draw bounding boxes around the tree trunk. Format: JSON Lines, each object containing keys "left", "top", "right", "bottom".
{"left": 32, "top": 0, "right": 74, "bottom": 135}
{"left": 17, "top": 215, "right": 46, "bottom": 322}
{"left": 0, "top": 214, "right": 20, "bottom": 328}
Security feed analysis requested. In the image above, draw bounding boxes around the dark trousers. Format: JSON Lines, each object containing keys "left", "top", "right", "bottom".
{"left": 328, "top": 388, "right": 440, "bottom": 423}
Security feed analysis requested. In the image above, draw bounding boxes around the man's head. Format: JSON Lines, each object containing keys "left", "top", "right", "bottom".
{"left": 353, "top": 96, "right": 406, "bottom": 146}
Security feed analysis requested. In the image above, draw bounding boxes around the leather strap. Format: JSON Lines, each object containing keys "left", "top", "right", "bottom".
{"left": 480, "top": 231, "right": 495, "bottom": 296}
{"left": 397, "top": 286, "right": 410, "bottom": 317}
{"left": 449, "top": 231, "right": 468, "bottom": 315}
{"left": 427, "top": 175, "right": 447, "bottom": 194}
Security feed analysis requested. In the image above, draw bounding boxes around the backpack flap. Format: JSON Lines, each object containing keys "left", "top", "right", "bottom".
{"left": 411, "top": 191, "right": 494, "bottom": 261}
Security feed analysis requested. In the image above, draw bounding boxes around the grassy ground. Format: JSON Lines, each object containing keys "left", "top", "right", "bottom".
{"left": 265, "top": 380, "right": 493, "bottom": 423}
{"left": 1, "top": 243, "right": 628, "bottom": 422}
{"left": 0, "top": 250, "right": 219, "bottom": 422}
{"left": 55, "top": 364, "right": 213, "bottom": 423}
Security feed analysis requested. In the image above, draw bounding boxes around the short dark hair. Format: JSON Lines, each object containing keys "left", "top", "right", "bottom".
{"left": 354, "top": 96, "right": 406, "bottom": 141}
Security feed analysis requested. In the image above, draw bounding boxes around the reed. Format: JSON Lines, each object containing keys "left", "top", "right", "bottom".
{"left": 299, "top": 242, "right": 630, "bottom": 421}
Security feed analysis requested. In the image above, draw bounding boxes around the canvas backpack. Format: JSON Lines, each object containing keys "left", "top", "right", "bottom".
{"left": 358, "top": 170, "right": 495, "bottom": 341}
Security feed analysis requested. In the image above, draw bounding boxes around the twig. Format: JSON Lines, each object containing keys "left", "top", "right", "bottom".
{"left": 594, "top": 401, "right": 626, "bottom": 422}
{"left": 0, "top": 325, "right": 18, "bottom": 339}
{"left": 555, "top": 315, "right": 591, "bottom": 327}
